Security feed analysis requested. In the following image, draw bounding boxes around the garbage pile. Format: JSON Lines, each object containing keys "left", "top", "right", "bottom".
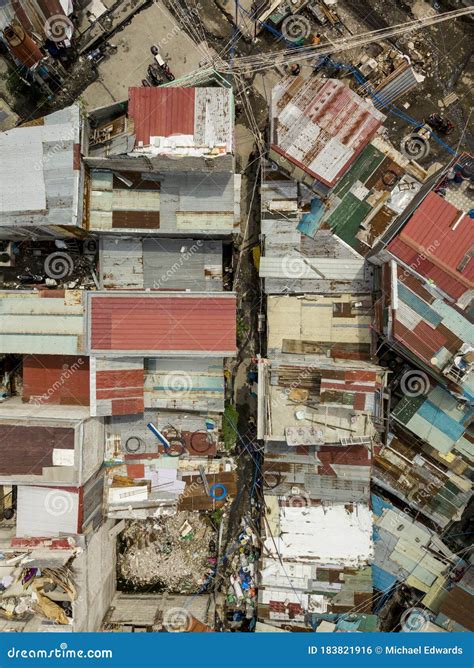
{"left": 224, "top": 523, "right": 260, "bottom": 630}
{"left": 118, "top": 513, "right": 217, "bottom": 593}
{"left": 0, "top": 554, "right": 77, "bottom": 626}
{"left": 0, "top": 239, "right": 98, "bottom": 290}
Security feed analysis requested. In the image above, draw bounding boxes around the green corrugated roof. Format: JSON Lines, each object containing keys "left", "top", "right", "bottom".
{"left": 392, "top": 394, "right": 425, "bottom": 425}
{"left": 332, "top": 144, "right": 385, "bottom": 197}
{"left": 326, "top": 193, "right": 372, "bottom": 247}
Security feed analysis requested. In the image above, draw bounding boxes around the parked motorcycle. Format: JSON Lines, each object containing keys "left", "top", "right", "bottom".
{"left": 147, "top": 64, "right": 163, "bottom": 86}
{"left": 162, "top": 63, "right": 175, "bottom": 81}
{"left": 150, "top": 44, "right": 175, "bottom": 81}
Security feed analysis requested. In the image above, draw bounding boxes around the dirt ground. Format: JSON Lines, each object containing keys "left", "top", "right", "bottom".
{"left": 341, "top": 0, "right": 473, "bottom": 162}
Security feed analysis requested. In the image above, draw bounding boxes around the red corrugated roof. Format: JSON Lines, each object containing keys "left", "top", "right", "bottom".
{"left": 89, "top": 294, "right": 236, "bottom": 354}
{"left": 128, "top": 87, "right": 195, "bottom": 145}
{"left": 388, "top": 192, "right": 474, "bottom": 300}
{"left": 389, "top": 238, "right": 467, "bottom": 299}
{"left": 393, "top": 320, "right": 440, "bottom": 364}
{"left": 23, "top": 355, "right": 90, "bottom": 406}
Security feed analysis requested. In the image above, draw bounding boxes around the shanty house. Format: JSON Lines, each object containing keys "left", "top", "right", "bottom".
{"left": 0, "top": 106, "right": 85, "bottom": 240}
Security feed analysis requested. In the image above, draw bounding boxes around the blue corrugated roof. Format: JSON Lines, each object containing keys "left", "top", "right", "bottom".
{"left": 398, "top": 283, "right": 443, "bottom": 326}
{"left": 432, "top": 298, "right": 474, "bottom": 344}
{"left": 298, "top": 197, "right": 325, "bottom": 237}
{"left": 372, "top": 565, "right": 397, "bottom": 592}
{"left": 417, "top": 399, "right": 466, "bottom": 442}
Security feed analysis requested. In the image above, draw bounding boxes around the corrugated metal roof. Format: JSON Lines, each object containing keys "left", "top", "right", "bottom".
{"left": 145, "top": 357, "right": 224, "bottom": 412}
{"left": 260, "top": 256, "right": 366, "bottom": 280}
{"left": 90, "top": 170, "right": 237, "bottom": 234}
{"left": 23, "top": 354, "right": 90, "bottom": 406}
{"left": 101, "top": 237, "right": 144, "bottom": 289}
{"left": 318, "top": 140, "right": 421, "bottom": 254}
{"left": 392, "top": 387, "right": 472, "bottom": 455}
{"left": 0, "top": 105, "right": 82, "bottom": 230}
{"left": 143, "top": 239, "right": 222, "bottom": 291}
{"left": 0, "top": 290, "right": 84, "bottom": 355}
{"left": 88, "top": 292, "right": 236, "bottom": 355}
{"left": 271, "top": 77, "right": 385, "bottom": 187}
{"left": 389, "top": 192, "right": 474, "bottom": 300}
{"left": 391, "top": 264, "right": 473, "bottom": 393}
{"left": 439, "top": 569, "right": 474, "bottom": 632}
{"left": 128, "top": 87, "right": 233, "bottom": 155}
{"left": 373, "top": 434, "right": 471, "bottom": 529}
{"left": 389, "top": 237, "right": 468, "bottom": 300}
{"left": 372, "top": 64, "right": 420, "bottom": 109}
{"left": 100, "top": 238, "right": 223, "bottom": 290}
{"left": 373, "top": 506, "right": 456, "bottom": 593}
{"left": 129, "top": 87, "right": 195, "bottom": 144}
{"left": 264, "top": 441, "right": 371, "bottom": 502}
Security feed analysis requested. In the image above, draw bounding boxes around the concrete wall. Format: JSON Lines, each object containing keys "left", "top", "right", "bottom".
{"left": 73, "top": 520, "right": 117, "bottom": 631}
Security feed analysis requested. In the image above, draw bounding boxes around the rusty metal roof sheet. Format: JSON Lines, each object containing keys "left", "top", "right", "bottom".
{"left": 270, "top": 77, "right": 385, "bottom": 187}
{"left": 128, "top": 87, "right": 233, "bottom": 155}
{"left": 129, "top": 87, "right": 195, "bottom": 144}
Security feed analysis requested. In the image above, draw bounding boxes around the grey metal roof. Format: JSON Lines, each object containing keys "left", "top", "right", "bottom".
{"left": 159, "top": 172, "right": 236, "bottom": 234}
{"left": 0, "top": 105, "right": 82, "bottom": 232}
{"left": 89, "top": 169, "right": 238, "bottom": 235}
{"left": 373, "top": 65, "right": 421, "bottom": 110}
{"left": 100, "top": 237, "right": 144, "bottom": 289}
{"left": 100, "top": 237, "right": 223, "bottom": 290}
{"left": 260, "top": 170, "right": 374, "bottom": 294}
{"left": 143, "top": 238, "right": 222, "bottom": 291}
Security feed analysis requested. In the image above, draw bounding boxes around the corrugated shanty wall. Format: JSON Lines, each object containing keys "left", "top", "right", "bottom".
{"left": 90, "top": 357, "right": 144, "bottom": 417}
